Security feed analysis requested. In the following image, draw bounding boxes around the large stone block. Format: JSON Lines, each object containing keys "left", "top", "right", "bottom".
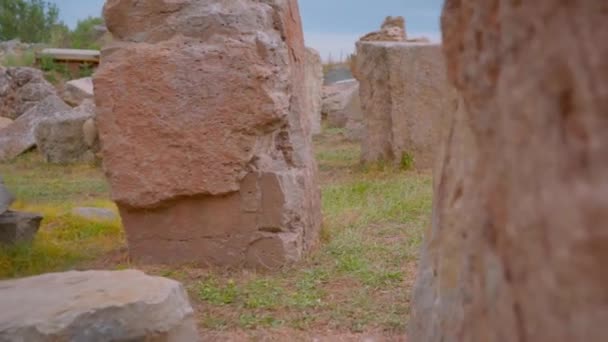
{"left": 0, "top": 270, "right": 198, "bottom": 341}
{"left": 305, "top": 47, "right": 323, "bottom": 135}
{"left": 95, "top": 0, "right": 321, "bottom": 268}
{"left": 409, "top": 1, "right": 608, "bottom": 341}
{"left": 35, "top": 100, "right": 98, "bottom": 164}
{"left": 62, "top": 77, "right": 94, "bottom": 106}
{"left": 0, "top": 95, "right": 71, "bottom": 161}
{"left": 355, "top": 42, "right": 453, "bottom": 169}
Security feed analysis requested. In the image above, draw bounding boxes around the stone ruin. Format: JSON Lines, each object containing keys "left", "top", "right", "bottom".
{"left": 355, "top": 33, "right": 452, "bottom": 169}
{"left": 360, "top": 16, "right": 407, "bottom": 42}
{"left": 94, "top": 0, "right": 322, "bottom": 269}
{"left": 409, "top": 0, "right": 608, "bottom": 341}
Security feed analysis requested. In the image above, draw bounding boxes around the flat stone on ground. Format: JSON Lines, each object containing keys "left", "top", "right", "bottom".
{"left": 0, "top": 211, "right": 42, "bottom": 245}
{"left": 0, "top": 270, "right": 198, "bottom": 341}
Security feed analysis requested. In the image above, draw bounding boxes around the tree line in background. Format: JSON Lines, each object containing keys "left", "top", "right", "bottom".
{"left": 0, "top": 0, "right": 104, "bottom": 49}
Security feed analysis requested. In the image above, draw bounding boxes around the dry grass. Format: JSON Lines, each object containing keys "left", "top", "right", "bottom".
{"left": 0, "top": 127, "right": 432, "bottom": 339}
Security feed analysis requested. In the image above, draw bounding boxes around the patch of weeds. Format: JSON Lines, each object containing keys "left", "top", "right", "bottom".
{"left": 238, "top": 313, "right": 283, "bottom": 329}
{"left": 243, "top": 278, "right": 285, "bottom": 309}
{"left": 0, "top": 205, "right": 124, "bottom": 279}
{"left": 200, "top": 314, "right": 229, "bottom": 330}
{"left": 399, "top": 152, "right": 415, "bottom": 171}
{"left": 1, "top": 51, "right": 35, "bottom": 67}
{"left": 79, "top": 63, "right": 95, "bottom": 78}
{"left": 196, "top": 277, "right": 239, "bottom": 305}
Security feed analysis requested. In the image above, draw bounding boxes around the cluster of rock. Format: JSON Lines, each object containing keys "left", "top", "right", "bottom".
{"left": 409, "top": 0, "right": 608, "bottom": 341}
{"left": 0, "top": 177, "right": 42, "bottom": 246}
{"left": 0, "top": 39, "right": 36, "bottom": 60}
{"left": 0, "top": 270, "right": 198, "bottom": 340}
{"left": 0, "top": 66, "right": 97, "bottom": 163}
{"left": 353, "top": 18, "right": 451, "bottom": 169}
{"left": 95, "top": 0, "right": 321, "bottom": 269}
{"left": 360, "top": 16, "right": 407, "bottom": 42}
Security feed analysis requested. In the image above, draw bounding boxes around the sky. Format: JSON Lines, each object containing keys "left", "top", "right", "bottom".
{"left": 50, "top": 0, "right": 443, "bottom": 61}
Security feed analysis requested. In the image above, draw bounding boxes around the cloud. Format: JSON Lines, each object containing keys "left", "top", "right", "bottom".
{"left": 304, "top": 31, "right": 442, "bottom": 62}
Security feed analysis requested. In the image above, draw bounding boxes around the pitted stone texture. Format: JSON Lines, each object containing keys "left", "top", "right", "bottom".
{"left": 0, "top": 270, "right": 198, "bottom": 341}
{"left": 63, "top": 77, "right": 94, "bottom": 106}
{"left": 95, "top": 0, "right": 321, "bottom": 268}
{"left": 0, "top": 118, "right": 12, "bottom": 129}
{"left": 35, "top": 100, "right": 98, "bottom": 164}
{"left": 409, "top": 1, "right": 608, "bottom": 342}
{"left": 0, "top": 67, "right": 57, "bottom": 120}
{"left": 355, "top": 42, "right": 453, "bottom": 169}
{"left": 0, "top": 95, "right": 71, "bottom": 161}
{"left": 0, "top": 211, "right": 42, "bottom": 245}
{"left": 305, "top": 47, "right": 323, "bottom": 135}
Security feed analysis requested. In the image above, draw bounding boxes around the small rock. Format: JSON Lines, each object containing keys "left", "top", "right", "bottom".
{"left": 0, "top": 177, "right": 14, "bottom": 215}
{"left": 35, "top": 100, "right": 98, "bottom": 164}
{"left": 0, "top": 95, "right": 71, "bottom": 161}
{"left": 0, "top": 270, "right": 198, "bottom": 341}
{"left": 0, "top": 211, "right": 42, "bottom": 245}
{"left": 63, "top": 77, "right": 94, "bottom": 106}
{"left": 72, "top": 207, "right": 118, "bottom": 221}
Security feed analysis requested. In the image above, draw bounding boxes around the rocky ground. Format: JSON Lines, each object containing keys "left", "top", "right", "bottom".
{"left": 0, "top": 126, "right": 430, "bottom": 341}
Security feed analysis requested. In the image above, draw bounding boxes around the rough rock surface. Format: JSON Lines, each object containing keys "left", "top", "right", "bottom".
{"left": 0, "top": 177, "right": 14, "bottom": 215}
{"left": 35, "top": 100, "right": 98, "bottom": 164}
{"left": 0, "top": 211, "right": 42, "bottom": 245}
{"left": 95, "top": 0, "right": 321, "bottom": 268}
{"left": 409, "top": 1, "right": 608, "bottom": 342}
{"left": 72, "top": 207, "right": 118, "bottom": 222}
{"left": 0, "top": 67, "right": 57, "bottom": 119}
{"left": 63, "top": 77, "right": 94, "bottom": 106}
{"left": 355, "top": 42, "right": 453, "bottom": 169}
{"left": 0, "top": 270, "right": 198, "bottom": 341}
{"left": 360, "top": 16, "right": 406, "bottom": 42}
{"left": 322, "top": 80, "right": 360, "bottom": 128}
{"left": 0, "top": 117, "right": 12, "bottom": 129}
{"left": 0, "top": 95, "right": 70, "bottom": 161}
{"left": 305, "top": 47, "right": 323, "bottom": 135}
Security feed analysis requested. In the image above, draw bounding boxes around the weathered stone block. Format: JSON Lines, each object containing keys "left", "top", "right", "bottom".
{"left": 0, "top": 67, "right": 57, "bottom": 120}
{"left": 95, "top": 0, "right": 321, "bottom": 268}
{"left": 62, "top": 77, "right": 94, "bottom": 106}
{"left": 409, "top": 1, "right": 608, "bottom": 341}
{"left": 0, "top": 270, "right": 198, "bottom": 341}
{"left": 0, "top": 211, "right": 42, "bottom": 245}
{"left": 355, "top": 42, "right": 453, "bottom": 169}
{"left": 35, "top": 100, "right": 98, "bottom": 164}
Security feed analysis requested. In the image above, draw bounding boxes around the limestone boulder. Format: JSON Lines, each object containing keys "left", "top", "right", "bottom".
{"left": 0, "top": 67, "right": 57, "bottom": 119}
{"left": 355, "top": 42, "right": 453, "bottom": 169}
{"left": 0, "top": 95, "right": 70, "bottom": 161}
{"left": 0, "top": 177, "right": 14, "bottom": 215}
{"left": 95, "top": 0, "right": 321, "bottom": 268}
{"left": 62, "top": 77, "right": 94, "bottom": 106}
{"left": 0, "top": 211, "right": 42, "bottom": 245}
{"left": 305, "top": 47, "right": 323, "bottom": 135}
{"left": 35, "top": 100, "right": 98, "bottom": 164}
{"left": 409, "top": 1, "right": 608, "bottom": 341}
{"left": 0, "top": 270, "right": 198, "bottom": 340}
